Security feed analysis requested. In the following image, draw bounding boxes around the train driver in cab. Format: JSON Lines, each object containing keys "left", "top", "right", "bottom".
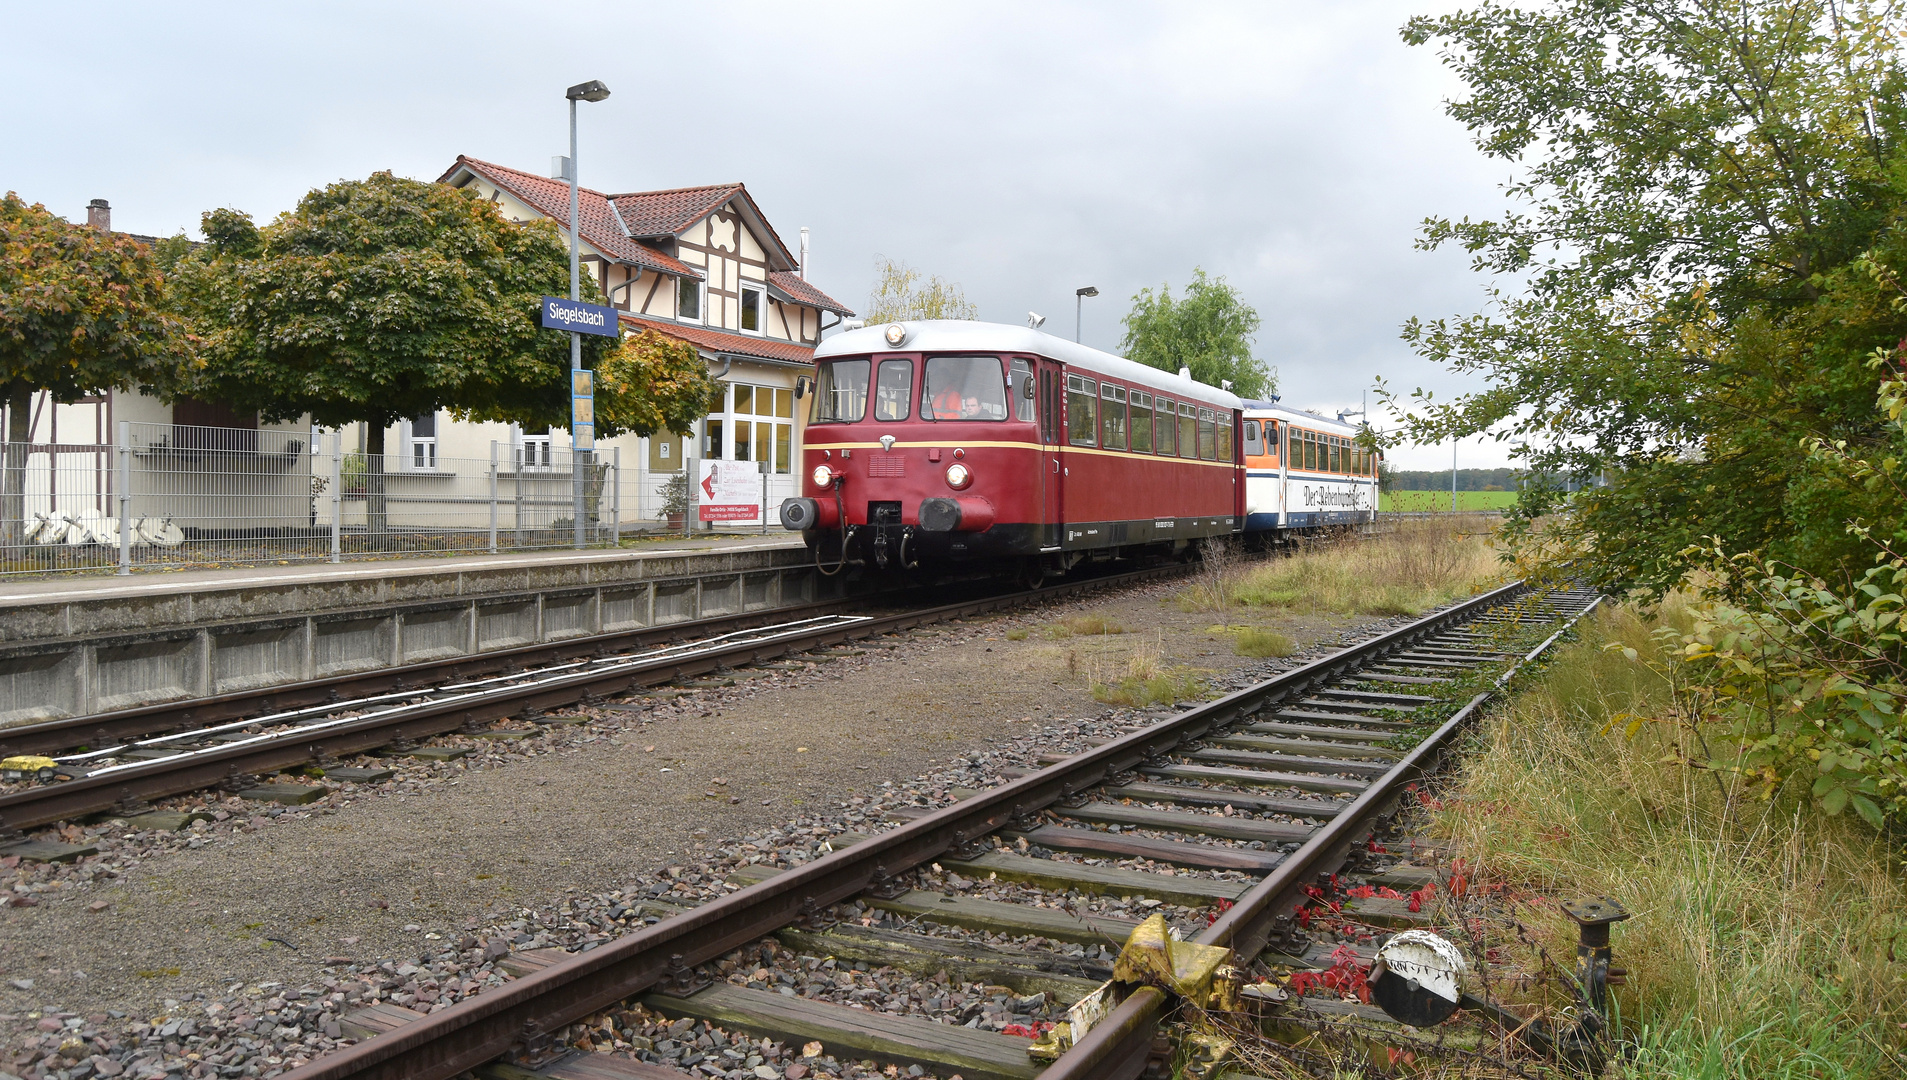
{"left": 924, "top": 358, "right": 1009, "bottom": 421}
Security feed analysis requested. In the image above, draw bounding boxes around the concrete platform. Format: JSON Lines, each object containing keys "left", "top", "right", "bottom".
{"left": 0, "top": 535, "right": 822, "bottom": 727}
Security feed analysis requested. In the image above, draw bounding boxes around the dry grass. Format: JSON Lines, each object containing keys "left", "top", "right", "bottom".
{"left": 1428, "top": 601, "right": 1907, "bottom": 1079}
{"left": 1086, "top": 633, "right": 1208, "bottom": 707}
{"left": 1182, "top": 517, "right": 1504, "bottom": 617}
{"left": 1046, "top": 614, "right": 1128, "bottom": 639}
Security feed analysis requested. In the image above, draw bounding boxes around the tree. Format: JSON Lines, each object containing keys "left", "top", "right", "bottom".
{"left": 1387, "top": 1, "right": 1907, "bottom": 595}
{"left": 588, "top": 329, "right": 720, "bottom": 438}
{"left": 168, "top": 172, "right": 716, "bottom": 526}
{"left": 0, "top": 192, "right": 183, "bottom": 541}
{"left": 864, "top": 256, "right": 977, "bottom": 322}
{"left": 1119, "top": 269, "right": 1274, "bottom": 398}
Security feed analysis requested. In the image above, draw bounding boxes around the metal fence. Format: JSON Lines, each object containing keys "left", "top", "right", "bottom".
{"left": 0, "top": 421, "right": 803, "bottom": 577}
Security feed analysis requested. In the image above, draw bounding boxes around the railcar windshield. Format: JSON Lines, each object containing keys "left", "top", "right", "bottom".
{"left": 921, "top": 355, "right": 1008, "bottom": 421}
{"left": 811, "top": 359, "right": 870, "bottom": 423}
{"left": 874, "top": 359, "right": 913, "bottom": 422}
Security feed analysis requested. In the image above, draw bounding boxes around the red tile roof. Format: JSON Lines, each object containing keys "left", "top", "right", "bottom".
{"left": 608, "top": 184, "right": 743, "bottom": 238}
{"left": 621, "top": 314, "right": 817, "bottom": 365}
{"left": 610, "top": 182, "right": 799, "bottom": 273}
{"left": 768, "top": 271, "right": 855, "bottom": 317}
{"left": 440, "top": 156, "right": 704, "bottom": 279}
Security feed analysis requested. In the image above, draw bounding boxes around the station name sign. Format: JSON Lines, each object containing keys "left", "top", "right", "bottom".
{"left": 540, "top": 296, "right": 620, "bottom": 338}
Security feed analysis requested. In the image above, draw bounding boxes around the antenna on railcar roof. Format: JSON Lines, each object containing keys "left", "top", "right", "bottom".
{"left": 1026, "top": 312, "right": 1046, "bottom": 329}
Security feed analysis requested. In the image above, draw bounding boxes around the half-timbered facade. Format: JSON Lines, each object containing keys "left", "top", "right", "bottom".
{"left": 432, "top": 157, "right": 854, "bottom": 523}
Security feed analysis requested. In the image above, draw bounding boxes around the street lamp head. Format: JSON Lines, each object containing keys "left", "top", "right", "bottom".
{"left": 566, "top": 80, "right": 611, "bottom": 102}
{"left": 1076, "top": 286, "right": 1099, "bottom": 298}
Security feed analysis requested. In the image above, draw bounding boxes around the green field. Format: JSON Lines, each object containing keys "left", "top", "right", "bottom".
{"left": 1381, "top": 489, "right": 1518, "bottom": 512}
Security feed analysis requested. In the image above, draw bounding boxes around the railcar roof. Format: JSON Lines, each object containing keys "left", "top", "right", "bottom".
{"left": 816, "top": 321, "right": 1244, "bottom": 410}
{"left": 1240, "top": 400, "right": 1363, "bottom": 437}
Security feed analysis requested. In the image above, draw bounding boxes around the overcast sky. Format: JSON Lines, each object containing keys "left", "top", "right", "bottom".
{"left": 2, "top": 1, "right": 1517, "bottom": 469}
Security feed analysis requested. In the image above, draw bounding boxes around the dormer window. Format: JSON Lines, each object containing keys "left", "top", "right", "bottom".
{"left": 740, "top": 285, "right": 763, "bottom": 333}
{"left": 677, "top": 275, "right": 702, "bottom": 322}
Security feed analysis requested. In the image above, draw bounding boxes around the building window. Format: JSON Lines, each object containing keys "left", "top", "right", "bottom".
{"left": 677, "top": 275, "right": 702, "bottom": 322}
{"left": 409, "top": 412, "right": 438, "bottom": 470}
{"left": 740, "top": 285, "right": 762, "bottom": 333}
{"left": 519, "top": 432, "right": 552, "bottom": 471}
{"left": 711, "top": 383, "right": 795, "bottom": 474}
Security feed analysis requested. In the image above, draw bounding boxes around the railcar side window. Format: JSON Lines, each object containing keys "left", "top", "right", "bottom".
{"left": 1197, "top": 408, "right": 1217, "bottom": 460}
{"left": 874, "top": 359, "right": 914, "bottom": 422}
{"left": 1216, "top": 412, "right": 1234, "bottom": 462}
{"left": 1066, "top": 375, "right": 1098, "bottom": 446}
{"left": 1011, "top": 358, "right": 1037, "bottom": 422}
{"left": 811, "top": 359, "right": 870, "bottom": 424}
{"left": 1130, "top": 391, "right": 1152, "bottom": 453}
{"left": 1332, "top": 437, "right": 1344, "bottom": 474}
{"left": 1242, "top": 420, "right": 1262, "bottom": 457}
{"left": 1154, "top": 398, "right": 1175, "bottom": 455}
{"left": 1100, "top": 384, "right": 1127, "bottom": 450}
{"left": 1178, "top": 403, "right": 1197, "bottom": 459}
{"left": 920, "top": 355, "right": 1007, "bottom": 421}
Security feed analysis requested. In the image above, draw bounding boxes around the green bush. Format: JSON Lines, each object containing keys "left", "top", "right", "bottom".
{"left": 1652, "top": 544, "right": 1907, "bottom": 827}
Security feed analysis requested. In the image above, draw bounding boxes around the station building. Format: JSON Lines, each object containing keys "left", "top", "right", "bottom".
{"left": 426, "top": 156, "right": 856, "bottom": 523}
{"left": 5, "top": 172, "right": 853, "bottom": 533}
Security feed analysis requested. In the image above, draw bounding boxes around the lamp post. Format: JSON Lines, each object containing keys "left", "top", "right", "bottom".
{"left": 1074, "top": 286, "right": 1099, "bottom": 344}
{"left": 563, "top": 79, "right": 610, "bottom": 549}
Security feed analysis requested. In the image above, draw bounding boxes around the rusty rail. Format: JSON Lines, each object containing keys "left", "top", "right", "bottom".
{"left": 0, "top": 564, "right": 1188, "bottom": 833}
{"left": 275, "top": 580, "right": 1536, "bottom": 1080}
{"left": 1038, "top": 594, "right": 1605, "bottom": 1080}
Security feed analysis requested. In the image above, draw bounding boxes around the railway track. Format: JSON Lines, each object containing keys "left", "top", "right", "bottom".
{"left": 0, "top": 562, "right": 1191, "bottom": 837}
{"left": 266, "top": 580, "right": 1602, "bottom": 1080}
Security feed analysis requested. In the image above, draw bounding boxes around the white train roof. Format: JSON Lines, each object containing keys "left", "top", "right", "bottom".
{"left": 1239, "top": 400, "right": 1363, "bottom": 437}
{"left": 816, "top": 320, "right": 1244, "bottom": 410}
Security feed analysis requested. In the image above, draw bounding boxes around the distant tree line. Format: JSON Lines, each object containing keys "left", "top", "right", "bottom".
{"left": 1386, "top": 467, "right": 1521, "bottom": 492}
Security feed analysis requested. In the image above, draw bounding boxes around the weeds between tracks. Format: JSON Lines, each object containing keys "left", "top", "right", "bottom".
{"left": 1429, "top": 600, "right": 1907, "bottom": 1079}
{"left": 1182, "top": 516, "right": 1504, "bottom": 619}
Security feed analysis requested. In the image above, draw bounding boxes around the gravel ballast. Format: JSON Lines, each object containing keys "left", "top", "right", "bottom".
{"left": 1, "top": 573, "right": 1441, "bottom": 1079}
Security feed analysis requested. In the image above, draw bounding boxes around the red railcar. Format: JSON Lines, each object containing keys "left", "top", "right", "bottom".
{"left": 779, "top": 321, "right": 1243, "bottom": 577}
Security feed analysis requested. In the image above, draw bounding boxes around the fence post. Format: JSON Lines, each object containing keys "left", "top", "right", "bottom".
{"left": 761, "top": 461, "right": 768, "bottom": 536}
{"left": 116, "top": 420, "right": 132, "bottom": 576}
{"left": 611, "top": 445, "right": 621, "bottom": 545}
{"left": 488, "top": 440, "right": 499, "bottom": 554}
{"left": 329, "top": 432, "right": 342, "bottom": 563}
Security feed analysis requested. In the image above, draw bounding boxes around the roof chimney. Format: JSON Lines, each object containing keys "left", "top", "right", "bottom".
{"left": 799, "top": 226, "right": 810, "bottom": 280}
{"left": 86, "top": 198, "right": 111, "bottom": 232}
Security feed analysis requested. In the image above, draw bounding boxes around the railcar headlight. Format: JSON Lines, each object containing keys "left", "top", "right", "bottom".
{"left": 884, "top": 323, "right": 908, "bottom": 348}
{"left": 812, "top": 464, "right": 835, "bottom": 487}
{"left": 945, "top": 462, "right": 972, "bottom": 489}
